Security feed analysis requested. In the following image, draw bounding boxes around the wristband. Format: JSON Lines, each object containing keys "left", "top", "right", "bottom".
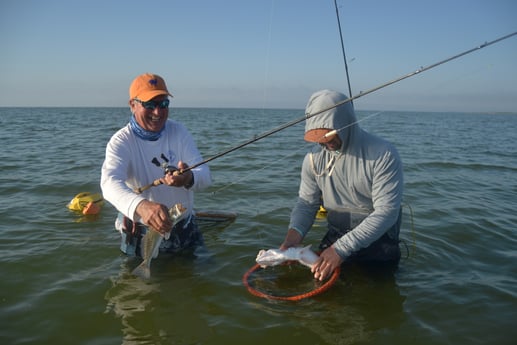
{"left": 184, "top": 172, "right": 194, "bottom": 189}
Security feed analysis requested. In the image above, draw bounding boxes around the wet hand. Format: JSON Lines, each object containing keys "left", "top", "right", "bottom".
{"left": 311, "top": 246, "right": 343, "bottom": 281}
{"left": 135, "top": 200, "right": 172, "bottom": 234}
{"left": 279, "top": 229, "right": 303, "bottom": 251}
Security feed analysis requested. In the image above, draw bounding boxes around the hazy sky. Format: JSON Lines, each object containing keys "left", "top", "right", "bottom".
{"left": 1, "top": 0, "right": 516, "bottom": 112}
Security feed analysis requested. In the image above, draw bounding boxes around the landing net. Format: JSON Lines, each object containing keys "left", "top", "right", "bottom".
{"left": 243, "top": 262, "right": 340, "bottom": 301}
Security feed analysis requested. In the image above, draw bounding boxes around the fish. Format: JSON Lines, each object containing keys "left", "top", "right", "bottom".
{"left": 255, "top": 245, "right": 320, "bottom": 269}
{"left": 132, "top": 203, "right": 188, "bottom": 279}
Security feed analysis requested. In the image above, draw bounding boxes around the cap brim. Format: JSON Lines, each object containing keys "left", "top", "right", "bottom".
{"left": 138, "top": 90, "right": 173, "bottom": 102}
{"left": 304, "top": 128, "right": 335, "bottom": 143}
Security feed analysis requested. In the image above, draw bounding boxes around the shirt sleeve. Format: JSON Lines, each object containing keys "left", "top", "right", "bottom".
{"left": 100, "top": 133, "right": 146, "bottom": 221}
{"left": 288, "top": 153, "right": 321, "bottom": 237}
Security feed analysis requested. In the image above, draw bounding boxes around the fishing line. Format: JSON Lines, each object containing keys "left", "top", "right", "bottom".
{"left": 261, "top": 0, "right": 275, "bottom": 112}
{"left": 135, "top": 31, "right": 516, "bottom": 193}
{"left": 333, "top": 0, "right": 353, "bottom": 101}
{"left": 329, "top": 110, "right": 385, "bottom": 138}
{"left": 207, "top": 134, "right": 310, "bottom": 195}
{"left": 207, "top": 110, "right": 386, "bottom": 196}
{"left": 403, "top": 202, "right": 417, "bottom": 258}
{"left": 185, "top": 31, "right": 516, "bottom": 171}
{"left": 255, "top": 0, "right": 276, "bottom": 214}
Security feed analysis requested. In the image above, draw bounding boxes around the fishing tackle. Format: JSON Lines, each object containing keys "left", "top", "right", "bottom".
{"left": 334, "top": 0, "right": 353, "bottom": 102}
{"left": 133, "top": 163, "right": 179, "bottom": 194}
{"left": 134, "top": 31, "right": 517, "bottom": 193}
{"left": 162, "top": 162, "right": 178, "bottom": 175}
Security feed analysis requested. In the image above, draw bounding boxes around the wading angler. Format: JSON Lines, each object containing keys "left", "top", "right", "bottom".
{"left": 100, "top": 73, "right": 212, "bottom": 278}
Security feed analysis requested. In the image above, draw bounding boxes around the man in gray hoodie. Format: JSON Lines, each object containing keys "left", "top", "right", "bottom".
{"left": 280, "top": 90, "right": 403, "bottom": 281}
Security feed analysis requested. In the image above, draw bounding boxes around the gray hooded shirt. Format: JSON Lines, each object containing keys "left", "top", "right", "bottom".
{"left": 288, "top": 90, "right": 403, "bottom": 259}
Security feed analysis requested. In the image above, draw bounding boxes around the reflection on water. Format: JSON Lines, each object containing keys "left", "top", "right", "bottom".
{"left": 244, "top": 262, "right": 406, "bottom": 345}
{"left": 104, "top": 217, "right": 234, "bottom": 344}
{"left": 104, "top": 246, "right": 405, "bottom": 344}
{"left": 310, "top": 264, "right": 405, "bottom": 344}
{"left": 104, "top": 260, "right": 163, "bottom": 344}
{"left": 104, "top": 253, "right": 221, "bottom": 344}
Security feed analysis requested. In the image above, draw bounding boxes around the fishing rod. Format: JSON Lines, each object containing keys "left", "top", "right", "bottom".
{"left": 334, "top": 0, "right": 354, "bottom": 101}
{"left": 135, "top": 31, "right": 517, "bottom": 194}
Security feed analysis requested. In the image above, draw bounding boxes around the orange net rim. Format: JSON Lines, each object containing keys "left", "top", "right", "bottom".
{"left": 242, "top": 262, "right": 340, "bottom": 301}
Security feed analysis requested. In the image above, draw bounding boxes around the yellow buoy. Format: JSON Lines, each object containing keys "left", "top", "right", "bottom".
{"left": 67, "top": 192, "right": 104, "bottom": 215}
{"left": 316, "top": 205, "right": 327, "bottom": 219}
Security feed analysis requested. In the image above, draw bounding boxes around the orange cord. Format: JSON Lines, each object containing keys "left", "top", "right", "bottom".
{"left": 243, "top": 262, "right": 340, "bottom": 301}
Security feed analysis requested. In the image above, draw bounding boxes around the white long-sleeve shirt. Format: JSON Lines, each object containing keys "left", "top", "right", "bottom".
{"left": 101, "top": 119, "right": 211, "bottom": 223}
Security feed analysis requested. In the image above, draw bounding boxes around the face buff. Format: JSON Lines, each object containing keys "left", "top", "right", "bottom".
{"left": 129, "top": 115, "right": 164, "bottom": 141}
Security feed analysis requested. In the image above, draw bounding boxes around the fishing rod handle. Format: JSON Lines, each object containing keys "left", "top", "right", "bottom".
{"left": 133, "top": 168, "right": 189, "bottom": 194}
{"left": 135, "top": 179, "right": 162, "bottom": 194}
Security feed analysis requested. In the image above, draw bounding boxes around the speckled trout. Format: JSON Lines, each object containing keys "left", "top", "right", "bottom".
{"left": 132, "top": 203, "right": 187, "bottom": 279}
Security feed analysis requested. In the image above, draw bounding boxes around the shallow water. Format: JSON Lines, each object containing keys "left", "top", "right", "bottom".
{"left": 1, "top": 107, "right": 516, "bottom": 344}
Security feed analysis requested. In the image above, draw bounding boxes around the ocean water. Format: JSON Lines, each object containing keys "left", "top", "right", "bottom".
{"left": 0, "top": 107, "right": 516, "bottom": 345}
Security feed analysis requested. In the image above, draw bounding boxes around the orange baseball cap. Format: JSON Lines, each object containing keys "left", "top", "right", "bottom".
{"left": 304, "top": 128, "right": 337, "bottom": 143}
{"left": 129, "top": 73, "right": 173, "bottom": 101}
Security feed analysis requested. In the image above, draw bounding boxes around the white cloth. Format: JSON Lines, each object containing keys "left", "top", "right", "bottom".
{"left": 101, "top": 119, "right": 211, "bottom": 223}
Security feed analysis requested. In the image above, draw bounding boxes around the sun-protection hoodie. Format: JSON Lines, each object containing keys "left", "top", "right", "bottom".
{"left": 288, "top": 90, "right": 403, "bottom": 259}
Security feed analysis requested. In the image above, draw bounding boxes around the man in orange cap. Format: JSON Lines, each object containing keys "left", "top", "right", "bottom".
{"left": 279, "top": 90, "right": 404, "bottom": 281}
{"left": 101, "top": 73, "right": 212, "bottom": 257}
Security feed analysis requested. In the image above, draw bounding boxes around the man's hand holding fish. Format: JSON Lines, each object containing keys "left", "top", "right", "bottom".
{"left": 135, "top": 200, "right": 172, "bottom": 235}
{"left": 279, "top": 228, "right": 342, "bottom": 281}
{"left": 310, "top": 246, "right": 342, "bottom": 281}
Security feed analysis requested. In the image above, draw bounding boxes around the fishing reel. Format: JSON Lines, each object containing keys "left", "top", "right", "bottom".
{"left": 161, "top": 163, "right": 179, "bottom": 175}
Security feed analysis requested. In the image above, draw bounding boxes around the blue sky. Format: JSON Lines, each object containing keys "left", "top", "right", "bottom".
{"left": 1, "top": 0, "right": 516, "bottom": 112}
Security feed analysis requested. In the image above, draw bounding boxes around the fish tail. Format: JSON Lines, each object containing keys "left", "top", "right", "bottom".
{"left": 132, "top": 263, "right": 151, "bottom": 280}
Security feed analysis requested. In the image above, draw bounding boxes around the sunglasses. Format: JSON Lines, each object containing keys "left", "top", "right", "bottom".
{"left": 134, "top": 98, "right": 170, "bottom": 110}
